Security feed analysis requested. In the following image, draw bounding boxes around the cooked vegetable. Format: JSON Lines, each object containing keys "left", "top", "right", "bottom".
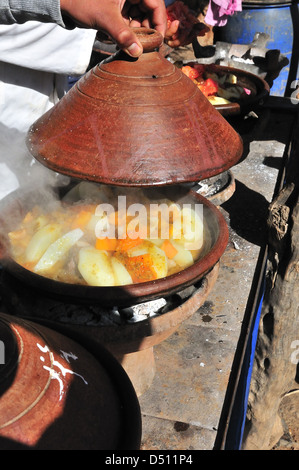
{"left": 197, "top": 78, "right": 218, "bottom": 97}
{"left": 181, "top": 63, "right": 255, "bottom": 105}
{"left": 161, "top": 239, "right": 178, "bottom": 259}
{"left": 171, "top": 239, "right": 194, "bottom": 268}
{"left": 111, "top": 257, "right": 133, "bottom": 285}
{"left": 25, "top": 223, "right": 62, "bottom": 263}
{"left": 120, "top": 253, "right": 157, "bottom": 283}
{"left": 34, "top": 228, "right": 83, "bottom": 273}
{"left": 172, "top": 206, "right": 204, "bottom": 249}
{"left": 78, "top": 247, "right": 115, "bottom": 286}
{"left": 147, "top": 244, "right": 168, "bottom": 279}
{"left": 116, "top": 236, "right": 144, "bottom": 253}
{"left": 95, "top": 237, "right": 118, "bottom": 252}
{"left": 208, "top": 96, "right": 231, "bottom": 106}
{"left": 8, "top": 183, "right": 209, "bottom": 286}
{"left": 71, "top": 209, "right": 92, "bottom": 229}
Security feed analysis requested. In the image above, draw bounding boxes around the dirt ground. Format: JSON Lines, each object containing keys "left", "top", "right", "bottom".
{"left": 272, "top": 392, "right": 299, "bottom": 450}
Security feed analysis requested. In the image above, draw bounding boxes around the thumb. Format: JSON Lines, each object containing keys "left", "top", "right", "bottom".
{"left": 105, "top": 19, "right": 143, "bottom": 57}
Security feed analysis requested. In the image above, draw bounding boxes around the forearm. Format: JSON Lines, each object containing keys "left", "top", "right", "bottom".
{"left": 0, "top": 0, "right": 65, "bottom": 26}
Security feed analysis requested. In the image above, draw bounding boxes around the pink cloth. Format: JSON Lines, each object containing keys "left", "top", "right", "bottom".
{"left": 205, "top": 0, "right": 242, "bottom": 26}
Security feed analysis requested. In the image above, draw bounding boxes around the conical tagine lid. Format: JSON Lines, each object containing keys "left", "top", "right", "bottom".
{"left": 26, "top": 28, "right": 243, "bottom": 187}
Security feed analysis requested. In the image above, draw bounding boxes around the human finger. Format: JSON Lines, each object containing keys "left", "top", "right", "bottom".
{"left": 138, "top": 0, "right": 167, "bottom": 36}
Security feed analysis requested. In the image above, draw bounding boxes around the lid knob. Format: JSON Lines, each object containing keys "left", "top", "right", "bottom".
{"left": 132, "top": 27, "right": 163, "bottom": 52}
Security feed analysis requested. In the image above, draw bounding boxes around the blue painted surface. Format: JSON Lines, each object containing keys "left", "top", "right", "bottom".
{"left": 217, "top": 3, "right": 296, "bottom": 96}
{"left": 224, "top": 266, "right": 266, "bottom": 449}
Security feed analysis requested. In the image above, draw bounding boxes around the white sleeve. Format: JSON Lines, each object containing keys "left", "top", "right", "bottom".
{"left": 0, "top": 0, "right": 64, "bottom": 26}
{"left": 0, "top": 22, "right": 96, "bottom": 75}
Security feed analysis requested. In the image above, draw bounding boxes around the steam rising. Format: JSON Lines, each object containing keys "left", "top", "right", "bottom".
{"left": 0, "top": 124, "right": 70, "bottom": 258}
{"left": 0, "top": 124, "right": 70, "bottom": 203}
{"left": 0, "top": 125, "right": 217, "bottom": 289}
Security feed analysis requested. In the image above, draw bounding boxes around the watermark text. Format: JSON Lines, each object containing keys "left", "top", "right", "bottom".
{"left": 93, "top": 196, "right": 204, "bottom": 251}
{"left": 0, "top": 340, "right": 4, "bottom": 365}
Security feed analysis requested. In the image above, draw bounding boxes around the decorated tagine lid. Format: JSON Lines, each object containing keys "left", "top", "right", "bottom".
{"left": 0, "top": 312, "right": 141, "bottom": 449}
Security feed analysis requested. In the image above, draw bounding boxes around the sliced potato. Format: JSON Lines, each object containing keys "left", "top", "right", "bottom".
{"left": 86, "top": 214, "right": 101, "bottom": 232}
{"left": 78, "top": 247, "right": 115, "bottom": 286}
{"left": 147, "top": 244, "right": 168, "bottom": 278}
{"left": 172, "top": 206, "right": 203, "bottom": 249}
{"left": 34, "top": 228, "right": 83, "bottom": 273}
{"left": 145, "top": 237, "right": 164, "bottom": 247}
{"left": 125, "top": 241, "right": 168, "bottom": 279}
{"left": 25, "top": 223, "right": 62, "bottom": 263}
{"left": 182, "top": 207, "right": 203, "bottom": 241}
{"left": 226, "top": 73, "right": 238, "bottom": 84}
{"left": 171, "top": 240, "right": 194, "bottom": 269}
{"left": 111, "top": 257, "right": 133, "bottom": 285}
{"left": 168, "top": 202, "right": 182, "bottom": 222}
{"left": 127, "top": 243, "right": 149, "bottom": 257}
{"left": 34, "top": 215, "right": 50, "bottom": 231}
{"left": 86, "top": 212, "right": 117, "bottom": 241}
{"left": 208, "top": 95, "right": 231, "bottom": 106}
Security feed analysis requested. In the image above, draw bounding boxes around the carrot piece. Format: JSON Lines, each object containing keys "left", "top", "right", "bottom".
{"left": 72, "top": 209, "right": 92, "bottom": 228}
{"left": 116, "top": 237, "right": 143, "bottom": 252}
{"left": 123, "top": 253, "right": 157, "bottom": 283}
{"left": 161, "top": 239, "right": 178, "bottom": 259}
{"left": 95, "top": 237, "right": 118, "bottom": 251}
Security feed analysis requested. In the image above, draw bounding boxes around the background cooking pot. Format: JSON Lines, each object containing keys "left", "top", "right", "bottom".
{"left": 179, "top": 62, "right": 270, "bottom": 117}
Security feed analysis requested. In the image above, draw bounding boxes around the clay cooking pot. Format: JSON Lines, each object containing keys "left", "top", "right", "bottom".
{"left": 26, "top": 28, "right": 243, "bottom": 186}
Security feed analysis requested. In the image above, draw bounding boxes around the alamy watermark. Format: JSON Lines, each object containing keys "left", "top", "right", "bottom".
{"left": 0, "top": 340, "right": 4, "bottom": 365}
{"left": 290, "top": 340, "right": 299, "bottom": 365}
{"left": 93, "top": 196, "right": 204, "bottom": 251}
{"left": 290, "top": 80, "right": 299, "bottom": 104}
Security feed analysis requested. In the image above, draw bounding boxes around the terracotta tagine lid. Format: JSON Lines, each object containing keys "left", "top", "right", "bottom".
{"left": 0, "top": 312, "right": 141, "bottom": 449}
{"left": 26, "top": 28, "right": 243, "bottom": 187}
